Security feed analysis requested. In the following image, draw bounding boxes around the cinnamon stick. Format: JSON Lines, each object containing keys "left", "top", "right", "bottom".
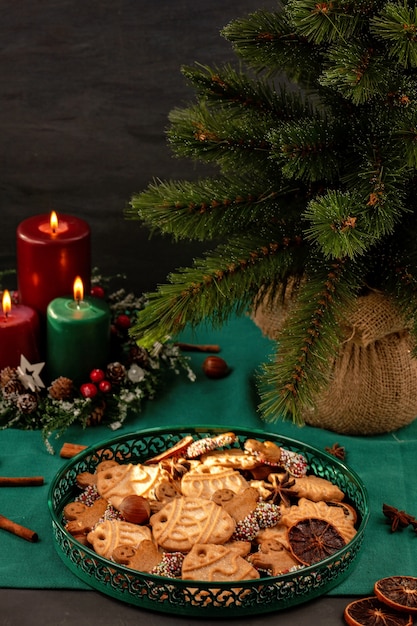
{"left": 0, "top": 476, "right": 44, "bottom": 487}
{"left": 0, "top": 514, "right": 38, "bottom": 542}
{"left": 174, "top": 342, "right": 220, "bottom": 353}
{"left": 60, "top": 442, "right": 88, "bottom": 459}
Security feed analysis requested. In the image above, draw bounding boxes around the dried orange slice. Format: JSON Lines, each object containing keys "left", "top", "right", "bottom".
{"left": 374, "top": 577, "right": 417, "bottom": 614}
{"left": 344, "top": 596, "right": 413, "bottom": 626}
{"left": 287, "top": 517, "right": 345, "bottom": 566}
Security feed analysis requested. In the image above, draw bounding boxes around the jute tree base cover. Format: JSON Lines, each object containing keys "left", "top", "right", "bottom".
{"left": 253, "top": 290, "right": 417, "bottom": 435}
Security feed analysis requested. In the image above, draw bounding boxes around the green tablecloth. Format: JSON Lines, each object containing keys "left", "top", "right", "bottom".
{"left": 1, "top": 315, "right": 417, "bottom": 594}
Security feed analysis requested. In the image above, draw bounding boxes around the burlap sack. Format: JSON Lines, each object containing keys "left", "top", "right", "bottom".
{"left": 253, "top": 289, "right": 417, "bottom": 435}
{"left": 251, "top": 279, "right": 302, "bottom": 340}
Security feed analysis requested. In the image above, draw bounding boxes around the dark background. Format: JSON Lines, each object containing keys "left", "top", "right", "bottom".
{"left": 0, "top": 0, "right": 277, "bottom": 296}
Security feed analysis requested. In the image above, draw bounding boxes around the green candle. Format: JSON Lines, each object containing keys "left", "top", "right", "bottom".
{"left": 46, "top": 280, "right": 110, "bottom": 383}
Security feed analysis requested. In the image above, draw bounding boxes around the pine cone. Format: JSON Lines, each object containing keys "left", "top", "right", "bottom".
{"left": 106, "top": 362, "right": 126, "bottom": 384}
{"left": 127, "top": 345, "right": 149, "bottom": 368}
{"left": 16, "top": 393, "right": 38, "bottom": 413}
{"left": 86, "top": 400, "right": 106, "bottom": 426}
{"left": 48, "top": 376, "right": 75, "bottom": 400}
{"left": 0, "top": 367, "right": 18, "bottom": 388}
{"left": 2, "top": 378, "right": 25, "bottom": 399}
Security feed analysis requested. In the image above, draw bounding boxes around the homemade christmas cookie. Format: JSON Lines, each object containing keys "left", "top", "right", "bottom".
{"left": 212, "top": 487, "right": 259, "bottom": 522}
{"left": 63, "top": 498, "right": 108, "bottom": 536}
{"left": 248, "top": 538, "right": 300, "bottom": 575}
{"left": 75, "top": 471, "right": 97, "bottom": 489}
{"left": 87, "top": 519, "right": 152, "bottom": 559}
{"left": 112, "top": 540, "right": 163, "bottom": 573}
{"left": 326, "top": 500, "right": 358, "bottom": 524}
{"left": 150, "top": 496, "right": 235, "bottom": 552}
{"left": 254, "top": 524, "right": 291, "bottom": 551}
{"left": 200, "top": 448, "right": 259, "bottom": 470}
{"left": 182, "top": 543, "right": 260, "bottom": 581}
{"left": 244, "top": 439, "right": 308, "bottom": 477}
{"left": 181, "top": 464, "right": 249, "bottom": 499}
{"left": 280, "top": 497, "right": 357, "bottom": 543}
{"left": 290, "top": 474, "right": 345, "bottom": 502}
{"left": 185, "top": 432, "right": 237, "bottom": 458}
{"left": 96, "top": 462, "right": 173, "bottom": 508}
{"left": 232, "top": 501, "right": 282, "bottom": 541}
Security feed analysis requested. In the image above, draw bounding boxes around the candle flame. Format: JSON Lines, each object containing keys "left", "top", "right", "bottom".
{"left": 73, "top": 276, "right": 84, "bottom": 303}
{"left": 50, "top": 211, "right": 58, "bottom": 232}
{"left": 2, "top": 290, "right": 11, "bottom": 316}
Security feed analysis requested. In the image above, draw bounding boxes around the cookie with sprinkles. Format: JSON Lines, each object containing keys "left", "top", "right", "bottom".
{"left": 232, "top": 502, "right": 281, "bottom": 542}
{"left": 113, "top": 540, "right": 163, "bottom": 573}
{"left": 186, "top": 432, "right": 237, "bottom": 458}
{"left": 244, "top": 439, "right": 308, "bottom": 478}
{"left": 152, "top": 551, "right": 185, "bottom": 578}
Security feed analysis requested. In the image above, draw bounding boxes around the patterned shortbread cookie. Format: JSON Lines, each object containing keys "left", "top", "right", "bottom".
{"left": 150, "top": 496, "right": 235, "bottom": 552}
{"left": 87, "top": 519, "right": 152, "bottom": 559}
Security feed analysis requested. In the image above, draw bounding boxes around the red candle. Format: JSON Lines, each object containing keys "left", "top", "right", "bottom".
{"left": 0, "top": 290, "right": 41, "bottom": 370}
{"left": 16, "top": 212, "right": 91, "bottom": 316}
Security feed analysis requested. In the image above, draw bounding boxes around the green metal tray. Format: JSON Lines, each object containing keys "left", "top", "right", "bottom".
{"left": 48, "top": 425, "right": 369, "bottom": 616}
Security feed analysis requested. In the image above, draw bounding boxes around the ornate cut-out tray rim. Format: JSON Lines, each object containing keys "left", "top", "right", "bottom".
{"left": 48, "top": 424, "right": 369, "bottom": 616}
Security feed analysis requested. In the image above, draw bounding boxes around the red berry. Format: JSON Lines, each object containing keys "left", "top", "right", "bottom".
{"left": 91, "top": 286, "right": 105, "bottom": 298}
{"left": 90, "top": 368, "right": 105, "bottom": 383}
{"left": 80, "top": 383, "right": 98, "bottom": 398}
{"left": 115, "top": 314, "right": 131, "bottom": 330}
{"left": 99, "top": 379, "right": 112, "bottom": 393}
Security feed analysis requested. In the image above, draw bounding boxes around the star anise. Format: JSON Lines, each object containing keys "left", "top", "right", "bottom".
{"left": 160, "top": 457, "right": 191, "bottom": 480}
{"left": 325, "top": 442, "right": 346, "bottom": 460}
{"left": 382, "top": 503, "right": 416, "bottom": 532}
{"left": 267, "top": 471, "right": 297, "bottom": 507}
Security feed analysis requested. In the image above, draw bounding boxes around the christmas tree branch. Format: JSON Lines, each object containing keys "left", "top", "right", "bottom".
{"left": 319, "top": 40, "right": 393, "bottom": 104}
{"left": 181, "top": 63, "right": 313, "bottom": 120}
{"left": 258, "top": 257, "right": 360, "bottom": 423}
{"left": 222, "top": 8, "right": 322, "bottom": 84}
{"left": 287, "top": 1, "right": 369, "bottom": 45}
{"left": 167, "top": 103, "right": 274, "bottom": 173}
{"left": 269, "top": 115, "right": 341, "bottom": 183}
{"left": 370, "top": 3, "right": 417, "bottom": 68}
{"left": 129, "top": 234, "right": 305, "bottom": 349}
{"left": 127, "top": 176, "right": 297, "bottom": 241}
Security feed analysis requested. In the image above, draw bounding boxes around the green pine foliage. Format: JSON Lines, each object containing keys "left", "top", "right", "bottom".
{"left": 127, "top": 0, "right": 417, "bottom": 425}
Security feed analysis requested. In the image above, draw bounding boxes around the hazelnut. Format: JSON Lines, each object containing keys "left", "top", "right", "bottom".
{"left": 202, "top": 355, "right": 230, "bottom": 379}
{"left": 119, "top": 495, "right": 151, "bottom": 524}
